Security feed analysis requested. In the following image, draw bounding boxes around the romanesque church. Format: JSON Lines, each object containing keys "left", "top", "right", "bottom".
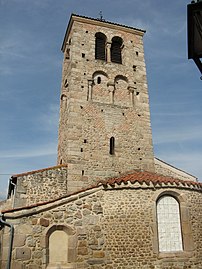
{"left": 0, "top": 14, "right": 202, "bottom": 269}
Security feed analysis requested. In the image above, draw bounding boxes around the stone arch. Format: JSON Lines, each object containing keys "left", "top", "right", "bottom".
{"left": 45, "top": 224, "right": 76, "bottom": 268}
{"left": 60, "top": 94, "right": 67, "bottom": 101}
{"left": 114, "top": 75, "right": 130, "bottom": 106}
{"left": 91, "top": 71, "right": 109, "bottom": 103}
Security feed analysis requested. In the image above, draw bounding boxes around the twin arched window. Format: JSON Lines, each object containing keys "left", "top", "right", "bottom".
{"left": 157, "top": 195, "right": 183, "bottom": 252}
{"left": 95, "top": 33, "right": 123, "bottom": 64}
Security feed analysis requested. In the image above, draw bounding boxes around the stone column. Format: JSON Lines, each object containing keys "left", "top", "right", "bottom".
{"left": 87, "top": 79, "right": 94, "bottom": 101}
{"left": 106, "top": 42, "right": 111, "bottom": 63}
{"left": 107, "top": 82, "right": 115, "bottom": 104}
{"left": 128, "top": 86, "right": 136, "bottom": 107}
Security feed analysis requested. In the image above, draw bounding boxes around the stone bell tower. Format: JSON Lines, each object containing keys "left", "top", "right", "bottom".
{"left": 57, "top": 14, "right": 155, "bottom": 191}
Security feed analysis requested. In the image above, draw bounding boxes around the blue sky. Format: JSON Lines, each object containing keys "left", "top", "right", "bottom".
{"left": 0, "top": 0, "right": 202, "bottom": 200}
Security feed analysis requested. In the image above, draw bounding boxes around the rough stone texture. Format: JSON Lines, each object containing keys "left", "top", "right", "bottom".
{"left": 57, "top": 15, "right": 155, "bottom": 191}
{"left": 11, "top": 165, "right": 68, "bottom": 207}
{"left": 0, "top": 186, "right": 202, "bottom": 269}
{"left": 0, "top": 14, "right": 201, "bottom": 269}
{"left": 0, "top": 198, "right": 12, "bottom": 211}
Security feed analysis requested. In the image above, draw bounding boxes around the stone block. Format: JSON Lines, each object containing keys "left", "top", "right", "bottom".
{"left": 68, "top": 234, "right": 78, "bottom": 248}
{"left": 32, "top": 218, "right": 38, "bottom": 225}
{"left": 11, "top": 260, "right": 24, "bottom": 269}
{"left": 15, "top": 224, "right": 32, "bottom": 235}
{"left": 93, "top": 251, "right": 105, "bottom": 258}
{"left": 2, "top": 234, "right": 10, "bottom": 248}
{"left": 78, "top": 247, "right": 88, "bottom": 255}
{"left": 87, "top": 259, "right": 105, "bottom": 265}
{"left": 28, "top": 265, "right": 38, "bottom": 269}
{"left": 39, "top": 218, "right": 50, "bottom": 227}
{"left": 13, "top": 234, "right": 26, "bottom": 247}
{"left": 1, "top": 261, "right": 6, "bottom": 269}
{"left": 68, "top": 248, "right": 76, "bottom": 262}
{"left": 26, "top": 236, "right": 36, "bottom": 247}
{"left": 40, "top": 235, "right": 46, "bottom": 248}
{"left": 1, "top": 247, "right": 9, "bottom": 261}
{"left": 78, "top": 240, "right": 87, "bottom": 247}
{"left": 15, "top": 247, "right": 31, "bottom": 260}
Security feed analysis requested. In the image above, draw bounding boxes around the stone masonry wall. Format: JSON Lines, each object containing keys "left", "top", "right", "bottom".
{"left": 1, "top": 187, "right": 202, "bottom": 269}
{"left": 58, "top": 16, "right": 155, "bottom": 192}
{"left": 12, "top": 165, "right": 68, "bottom": 208}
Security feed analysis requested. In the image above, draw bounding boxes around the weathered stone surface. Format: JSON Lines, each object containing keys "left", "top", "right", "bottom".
{"left": 13, "top": 234, "right": 26, "bottom": 247}
{"left": 26, "top": 236, "right": 36, "bottom": 247}
{"left": 0, "top": 14, "right": 202, "bottom": 269}
{"left": 39, "top": 218, "right": 49, "bottom": 227}
{"left": 15, "top": 247, "right": 31, "bottom": 260}
{"left": 78, "top": 247, "right": 88, "bottom": 256}
{"left": 28, "top": 265, "right": 38, "bottom": 269}
{"left": 57, "top": 14, "right": 155, "bottom": 192}
{"left": 11, "top": 261, "right": 23, "bottom": 269}
{"left": 93, "top": 251, "right": 105, "bottom": 258}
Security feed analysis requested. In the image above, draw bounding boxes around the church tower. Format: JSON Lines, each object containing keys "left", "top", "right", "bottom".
{"left": 58, "top": 14, "right": 155, "bottom": 191}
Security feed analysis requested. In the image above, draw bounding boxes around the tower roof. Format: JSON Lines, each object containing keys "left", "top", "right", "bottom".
{"left": 61, "top": 14, "right": 146, "bottom": 52}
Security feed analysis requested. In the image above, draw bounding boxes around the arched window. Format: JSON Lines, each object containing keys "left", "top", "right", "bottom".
{"left": 95, "top": 32, "right": 106, "bottom": 60}
{"left": 49, "top": 230, "right": 68, "bottom": 265}
{"left": 111, "top": 36, "right": 123, "bottom": 64}
{"left": 157, "top": 195, "right": 183, "bottom": 252}
{"left": 109, "top": 137, "right": 115, "bottom": 155}
{"left": 91, "top": 71, "right": 109, "bottom": 103}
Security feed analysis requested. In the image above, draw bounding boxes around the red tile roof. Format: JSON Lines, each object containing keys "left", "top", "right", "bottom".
{"left": 2, "top": 171, "right": 202, "bottom": 215}
{"left": 101, "top": 171, "right": 202, "bottom": 188}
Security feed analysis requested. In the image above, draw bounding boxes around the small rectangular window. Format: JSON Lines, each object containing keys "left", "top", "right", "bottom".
{"left": 109, "top": 137, "right": 115, "bottom": 155}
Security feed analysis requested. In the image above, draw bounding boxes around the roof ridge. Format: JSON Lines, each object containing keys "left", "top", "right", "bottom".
{"left": 12, "top": 164, "right": 68, "bottom": 178}
{"left": 100, "top": 170, "right": 202, "bottom": 188}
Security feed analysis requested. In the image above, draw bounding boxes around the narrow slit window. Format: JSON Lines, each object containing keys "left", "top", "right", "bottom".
{"left": 97, "top": 76, "right": 101, "bottom": 84}
{"left": 109, "top": 137, "right": 115, "bottom": 155}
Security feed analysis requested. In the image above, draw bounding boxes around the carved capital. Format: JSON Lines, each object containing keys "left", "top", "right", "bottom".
{"left": 128, "top": 86, "right": 136, "bottom": 93}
